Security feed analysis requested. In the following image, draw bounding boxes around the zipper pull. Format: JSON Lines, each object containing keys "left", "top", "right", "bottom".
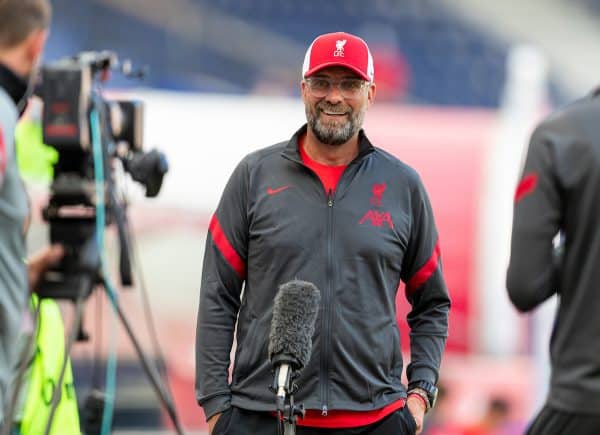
{"left": 321, "top": 405, "right": 328, "bottom": 416}
{"left": 327, "top": 189, "right": 333, "bottom": 207}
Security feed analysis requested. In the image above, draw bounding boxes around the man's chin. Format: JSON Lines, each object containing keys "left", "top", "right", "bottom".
{"left": 314, "top": 130, "right": 352, "bottom": 146}
{"left": 309, "top": 116, "right": 354, "bottom": 145}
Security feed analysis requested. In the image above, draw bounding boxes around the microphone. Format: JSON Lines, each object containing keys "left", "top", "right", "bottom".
{"left": 268, "top": 280, "right": 321, "bottom": 411}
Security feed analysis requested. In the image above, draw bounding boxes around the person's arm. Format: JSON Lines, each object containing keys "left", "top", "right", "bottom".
{"left": 195, "top": 159, "right": 249, "bottom": 422}
{"left": 0, "top": 113, "right": 14, "bottom": 191}
{"left": 401, "top": 176, "right": 451, "bottom": 429}
{"left": 507, "top": 125, "right": 562, "bottom": 312}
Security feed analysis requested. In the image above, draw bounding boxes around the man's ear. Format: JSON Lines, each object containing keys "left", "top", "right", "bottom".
{"left": 301, "top": 79, "right": 308, "bottom": 104}
{"left": 367, "top": 82, "right": 376, "bottom": 108}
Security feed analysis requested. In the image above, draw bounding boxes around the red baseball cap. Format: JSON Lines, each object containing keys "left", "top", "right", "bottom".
{"left": 302, "top": 32, "right": 374, "bottom": 82}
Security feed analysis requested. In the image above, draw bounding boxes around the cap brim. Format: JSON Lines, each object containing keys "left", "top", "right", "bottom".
{"left": 304, "top": 62, "right": 371, "bottom": 82}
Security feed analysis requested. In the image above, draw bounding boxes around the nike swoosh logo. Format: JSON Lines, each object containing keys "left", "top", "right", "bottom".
{"left": 267, "top": 185, "right": 290, "bottom": 196}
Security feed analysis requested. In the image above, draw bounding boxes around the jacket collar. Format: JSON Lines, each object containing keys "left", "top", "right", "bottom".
{"left": 0, "top": 63, "right": 28, "bottom": 111}
{"left": 282, "top": 124, "right": 376, "bottom": 163}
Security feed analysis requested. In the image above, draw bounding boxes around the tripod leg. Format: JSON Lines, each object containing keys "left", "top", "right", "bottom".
{"left": 108, "top": 289, "right": 185, "bottom": 435}
{"left": 44, "top": 289, "right": 87, "bottom": 435}
{"left": 283, "top": 421, "right": 296, "bottom": 435}
{"left": 277, "top": 411, "right": 283, "bottom": 435}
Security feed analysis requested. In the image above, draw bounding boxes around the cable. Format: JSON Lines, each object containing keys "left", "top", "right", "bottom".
{"left": 91, "top": 289, "right": 103, "bottom": 390}
{"left": 100, "top": 281, "right": 118, "bottom": 435}
{"left": 90, "top": 108, "right": 118, "bottom": 435}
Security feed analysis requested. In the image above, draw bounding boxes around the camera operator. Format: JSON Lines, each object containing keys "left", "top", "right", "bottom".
{"left": 0, "top": 0, "right": 66, "bottom": 427}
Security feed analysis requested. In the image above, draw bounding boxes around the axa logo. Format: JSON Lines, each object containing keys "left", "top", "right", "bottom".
{"left": 369, "top": 182, "right": 386, "bottom": 207}
{"left": 334, "top": 39, "right": 347, "bottom": 57}
{"left": 359, "top": 210, "right": 394, "bottom": 229}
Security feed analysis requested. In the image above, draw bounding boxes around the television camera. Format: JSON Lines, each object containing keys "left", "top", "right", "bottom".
{"left": 36, "top": 51, "right": 168, "bottom": 301}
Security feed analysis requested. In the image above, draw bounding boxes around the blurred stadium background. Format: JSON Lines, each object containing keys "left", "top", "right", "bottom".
{"left": 19, "top": 0, "right": 600, "bottom": 433}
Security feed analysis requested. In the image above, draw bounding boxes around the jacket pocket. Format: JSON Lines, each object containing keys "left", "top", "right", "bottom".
{"left": 400, "top": 406, "right": 417, "bottom": 434}
{"left": 212, "top": 407, "right": 234, "bottom": 435}
{"left": 233, "top": 317, "right": 259, "bottom": 383}
{"left": 330, "top": 314, "right": 401, "bottom": 404}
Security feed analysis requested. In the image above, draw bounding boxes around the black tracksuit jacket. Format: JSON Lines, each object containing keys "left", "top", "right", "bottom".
{"left": 196, "top": 125, "right": 450, "bottom": 419}
{"left": 507, "top": 91, "right": 600, "bottom": 414}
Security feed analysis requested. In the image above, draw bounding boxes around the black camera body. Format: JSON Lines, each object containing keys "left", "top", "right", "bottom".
{"left": 36, "top": 51, "right": 167, "bottom": 301}
{"left": 41, "top": 51, "right": 144, "bottom": 152}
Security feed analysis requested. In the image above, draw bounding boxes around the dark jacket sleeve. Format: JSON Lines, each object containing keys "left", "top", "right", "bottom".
{"left": 507, "top": 125, "right": 562, "bottom": 312}
{"left": 195, "top": 158, "right": 249, "bottom": 419}
{"left": 401, "top": 176, "right": 451, "bottom": 386}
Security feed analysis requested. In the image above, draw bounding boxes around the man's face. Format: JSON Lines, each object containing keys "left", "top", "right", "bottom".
{"left": 302, "top": 66, "right": 375, "bottom": 146}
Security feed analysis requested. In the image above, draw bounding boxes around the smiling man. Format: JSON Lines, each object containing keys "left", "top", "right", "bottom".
{"left": 196, "top": 32, "right": 450, "bottom": 435}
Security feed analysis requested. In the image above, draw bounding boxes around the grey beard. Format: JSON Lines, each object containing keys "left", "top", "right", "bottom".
{"left": 306, "top": 104, "right": 365, "bottom": 146}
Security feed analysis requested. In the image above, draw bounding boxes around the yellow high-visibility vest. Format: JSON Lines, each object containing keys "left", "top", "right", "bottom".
{"left": 14, "top": 119, "right": 57, "bottom": 183}
{"left": 19, "top": 295, "right": 80, "bottom": 434}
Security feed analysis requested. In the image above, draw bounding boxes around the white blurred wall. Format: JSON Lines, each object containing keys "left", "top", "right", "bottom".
{"left": 127, "top": 91, "right": 306, "bottom": 211}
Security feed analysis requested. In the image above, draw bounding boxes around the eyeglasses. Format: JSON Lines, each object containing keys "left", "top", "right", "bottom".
{"left": 305, "top": 77, "right": 370, "bottom": 99}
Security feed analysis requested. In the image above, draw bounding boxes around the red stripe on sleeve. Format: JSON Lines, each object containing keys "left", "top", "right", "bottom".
{"left": 208, "top": 214, "right": 246, "bottom": 279}
{"left": 406, "top": 241, "right": 441, "bottom": 297}
{"left": 515, "top": 173, "right": 538, "bottom": 203}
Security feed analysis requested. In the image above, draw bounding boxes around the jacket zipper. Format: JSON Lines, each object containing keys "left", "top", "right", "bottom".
{"left": 321, "top": 188, "right": 334, "bottom": 416}
{"left": 282, "top": 148, "right": 369, "bottom": 415}
{"left": 284, "top": 154, "right": 333, "bottom": 415}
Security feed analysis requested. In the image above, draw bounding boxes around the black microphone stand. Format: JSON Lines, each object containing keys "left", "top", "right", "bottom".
{"left": 271, "top": 365, "right": 305, "bottom": 435}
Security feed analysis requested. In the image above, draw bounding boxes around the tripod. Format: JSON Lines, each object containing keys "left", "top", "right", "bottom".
{"left": 40, "top": 271, "right": 185, "bottom": 435}
{"left": 272, "top": 365, "right": 305, "bottom": 435}
{"left": 277, "top": 394, "right": 305, "bottom": 435}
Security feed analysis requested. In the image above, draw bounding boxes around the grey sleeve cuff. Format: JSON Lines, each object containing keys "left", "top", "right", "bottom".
{"left": 407, "top": 364, "right": 438, "bottom": 386}
{"left": 200, "top": 394, "right": 232, "bottom": 421}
